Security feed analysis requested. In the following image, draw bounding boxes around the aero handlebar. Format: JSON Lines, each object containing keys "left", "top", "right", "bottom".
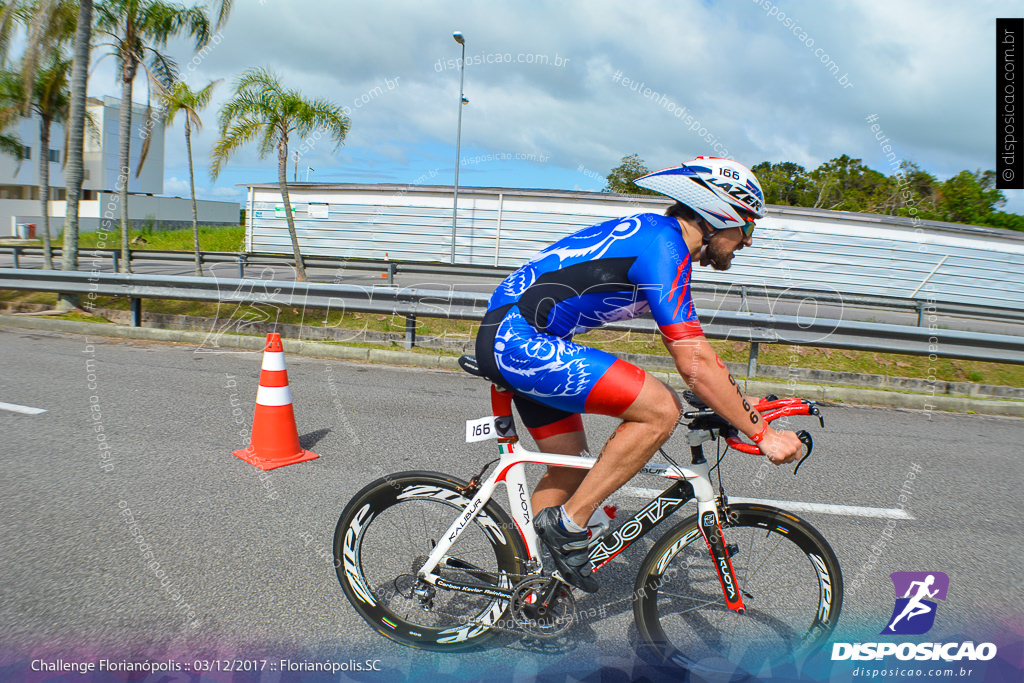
{"left": 723, "top": 398, "right": 826, "bottom": 474}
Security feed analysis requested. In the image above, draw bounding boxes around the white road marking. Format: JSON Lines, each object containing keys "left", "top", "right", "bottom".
{"left": 619, "top": 486, "right": 914, "bottom": 520}
{"left": 0, "top": 401, "right": 47, "bottom": 415}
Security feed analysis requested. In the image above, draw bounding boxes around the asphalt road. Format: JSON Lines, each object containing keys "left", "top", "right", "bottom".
{"left": 0, "top": 326, "right": 1021, "bottom": 682}
{"left": 2, "top": 250, "right": 1021, "bottom": 337}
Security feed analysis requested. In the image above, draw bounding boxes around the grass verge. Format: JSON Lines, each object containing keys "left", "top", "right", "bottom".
{"left": 12, "top": 224, "right": 247, "bottom": 253}
{"left": 2, "top": 289, "right": 1021, "bottom": 388}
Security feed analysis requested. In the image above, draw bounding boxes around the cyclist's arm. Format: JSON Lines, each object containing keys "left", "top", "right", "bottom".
{"left": 663, "top": 336, "right": 802, "bottom": 464}
{"left": 662, "top": 335, "right": 764, "bottom": 439}
{"left": 629, "top": 222, "right": 800, "bottom": 463}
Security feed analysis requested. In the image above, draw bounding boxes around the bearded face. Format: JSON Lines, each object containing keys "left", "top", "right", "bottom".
{"left": 702, "top": 231, "right": 741, "bottom": 271}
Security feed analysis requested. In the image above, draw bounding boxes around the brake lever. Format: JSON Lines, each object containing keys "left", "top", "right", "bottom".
{"left": 808, "top": 405, "right": 826, "bottom": 429}
{"left": 793, "top": 430, "right": 814, "bottom": 475}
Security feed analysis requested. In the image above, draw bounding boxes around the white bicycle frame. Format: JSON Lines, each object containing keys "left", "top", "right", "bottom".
{"left": 417, "top": 432, "right": 724, "bottom": 586}
{"left": 410, "top": 380, "right": 829, "bottom": 611}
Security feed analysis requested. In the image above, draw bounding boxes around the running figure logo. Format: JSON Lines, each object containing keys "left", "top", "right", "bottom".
{"left": 881, "top": 571, "right": 949, "bottom": 635}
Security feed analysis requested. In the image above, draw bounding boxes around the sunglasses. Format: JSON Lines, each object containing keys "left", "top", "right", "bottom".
{"left": 741, "top": 216, "right": 756, "bottom": 238}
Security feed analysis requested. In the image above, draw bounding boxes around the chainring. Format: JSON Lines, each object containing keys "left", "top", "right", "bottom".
{"left": 509, "top": 575, "right": 577, "bottom": 639}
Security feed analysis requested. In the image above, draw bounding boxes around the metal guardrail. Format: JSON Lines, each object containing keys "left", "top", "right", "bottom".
{"left": 2, "top": 245, "right": 244, "bottom": 275}
{"left": 3, "top": 245, "right": 1023, "bottom": 326}
{"left": 1, "top": 269, "right": 1022, "bottom": 369}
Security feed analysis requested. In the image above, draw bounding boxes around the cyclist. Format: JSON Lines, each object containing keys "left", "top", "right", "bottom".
{"left": 474, "top": 157, "right": 803, "bottom": 592}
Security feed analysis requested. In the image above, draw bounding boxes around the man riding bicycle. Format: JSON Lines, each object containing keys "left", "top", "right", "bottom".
{"left": 474, "top": 156, "right": 803, "bottom": 593}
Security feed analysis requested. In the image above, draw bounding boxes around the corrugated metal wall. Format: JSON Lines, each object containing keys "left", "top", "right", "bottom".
{"left": 246, "top": 184, "right": 1023, "bottom": 309}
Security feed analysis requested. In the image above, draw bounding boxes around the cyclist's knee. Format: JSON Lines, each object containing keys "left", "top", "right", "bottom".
{"left": 618, "top": 374, "right": 681, "bottom": 443}
{"left": 646, "top": 384, "right": 682, "bottom": 441}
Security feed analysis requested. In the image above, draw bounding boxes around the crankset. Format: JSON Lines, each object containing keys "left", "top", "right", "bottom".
{"left": 509, "top": 575, "right": 576, "bottom": 639}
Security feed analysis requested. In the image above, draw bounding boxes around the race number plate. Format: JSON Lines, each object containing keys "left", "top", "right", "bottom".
{"left": 465, "top": 416, "right": 497, "bottom": 442}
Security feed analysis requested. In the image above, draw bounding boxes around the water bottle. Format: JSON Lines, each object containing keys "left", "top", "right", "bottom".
{"left": 587, "top": 505, "right": 618, "bottom": 543}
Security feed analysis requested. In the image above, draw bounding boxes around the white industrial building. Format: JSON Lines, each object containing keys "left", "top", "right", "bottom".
{"left": 1, "top": 95, "right": 238, "bottom": 237}
{"left": 242, "top": 182, "right": 1023, "bottom": 310}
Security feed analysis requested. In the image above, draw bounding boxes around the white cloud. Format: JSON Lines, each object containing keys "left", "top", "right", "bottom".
{"left": 197, "top": 185, "right": 245, "bottom": 203}
{"left": 82, "top": 0, "right": 1019, "bottom": 213}
{"left": 163, "top": 176, "right": 190, "bottom": 198}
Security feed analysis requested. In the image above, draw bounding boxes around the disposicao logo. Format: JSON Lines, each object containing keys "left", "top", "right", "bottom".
{"left": 832, "top": 571, "right": 997, "bottom": 662}
{"left": 881, "top": 571, "right": 949, "bottom": 635}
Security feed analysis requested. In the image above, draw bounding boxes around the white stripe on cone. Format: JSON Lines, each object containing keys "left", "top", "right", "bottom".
{"left": 256, "top": 385, "right": 292, "bottom": 407}
{"left": 261, "top": 352, "right": 287, "bottom": 372}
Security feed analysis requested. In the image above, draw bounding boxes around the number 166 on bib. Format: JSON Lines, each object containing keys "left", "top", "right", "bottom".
{"left": 465, "top": 416, "right": 497, "bottom": 442}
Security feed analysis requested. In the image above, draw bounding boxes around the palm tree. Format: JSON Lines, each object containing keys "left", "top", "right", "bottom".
{"left": 212, "top": 67, "right": 350, "bottom": 282}
{"left": 162, "top": 78, "right": 215, "bottom": 275}
{"left": 95, "top": 0, "right": 214, "bottom": 273}
{"left": 57, "top": 0, "right": 226, "bottom": 286}
{"left": 0, "top": 121, "right": 22, "bottom": 159}
{"left": 59, "top": 0, "right": 92, "bottom": 305}
{"left": 0, "top": 3, "right": 23, "bottom": 67}
{"left": 0, "top": 55, "right": 72, "bottom": 269}
{"left": 0, "top": 74, "right": 26, "bottom": 194}
{"left": 21, "top": 1, "right": 76, "bottom": 270}
{"left": 31, "top": 56, "right": 72, "bottom": 270}
{"left": 0, "top": 1, "right": 71, "bottom": 99}
{"left": 0, "top": 1, "right": 76, "bottom": 280}
{"left": 0, "top": 72, "right": 26, "bottom": 167}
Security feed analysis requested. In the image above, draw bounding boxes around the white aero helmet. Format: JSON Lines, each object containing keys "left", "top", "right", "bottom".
{"left": 634, "top": 156, "right": 765, "bottom": 231}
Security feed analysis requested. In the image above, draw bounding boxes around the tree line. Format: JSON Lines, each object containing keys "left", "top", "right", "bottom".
{"left": 1, "top": 0, "right": 348, "bottom": 299}
{"left": 605, "top": 154, "right": 1024, "bottom": 232}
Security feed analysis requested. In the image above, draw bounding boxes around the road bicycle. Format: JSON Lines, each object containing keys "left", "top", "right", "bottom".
{"left": 334, "top": 355, "right": 843, "bottom": 676}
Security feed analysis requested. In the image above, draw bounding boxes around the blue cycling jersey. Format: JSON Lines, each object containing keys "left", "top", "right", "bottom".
{"left": 486, "top": 212, "right": 703, "bottom": 340}
{"left": 474, "top": 212, "right": 706, "bottom": 419}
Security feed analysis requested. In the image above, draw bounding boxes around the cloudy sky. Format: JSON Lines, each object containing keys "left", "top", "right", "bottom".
{"left": 87, "top": 0, "right": 1023, "bottom": 214}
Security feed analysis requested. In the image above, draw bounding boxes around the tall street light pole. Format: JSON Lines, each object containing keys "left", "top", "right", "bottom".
{"left": 450, "top": 31, "right": 467, "bottom": 264}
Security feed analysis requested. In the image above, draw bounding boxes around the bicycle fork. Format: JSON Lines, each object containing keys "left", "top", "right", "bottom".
{"left": 696, "top": 500, "right": 745, "bottom": 613}
{"left": 689, "top": 440, "right": 747, "bottom": 614}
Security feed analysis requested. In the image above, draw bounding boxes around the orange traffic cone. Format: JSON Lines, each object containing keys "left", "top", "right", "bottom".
{"left": 233, "top": 333, "right": 319, "bottom": 470}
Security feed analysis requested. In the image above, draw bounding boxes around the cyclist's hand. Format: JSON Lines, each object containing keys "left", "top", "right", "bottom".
{"left": 759, "top": 428, "right": 803, "bottom": 465}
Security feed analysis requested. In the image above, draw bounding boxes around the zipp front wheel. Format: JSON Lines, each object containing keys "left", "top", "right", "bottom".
{"left": 633, "top": 504, "right": 843, "bottom": 677}
{"left": 334, "top": 471, "right": 527, "bottom": 651}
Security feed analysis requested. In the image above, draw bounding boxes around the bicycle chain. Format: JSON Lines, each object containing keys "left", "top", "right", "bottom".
{"left": 408, "top": 571, "right": 582, "bottom": 640}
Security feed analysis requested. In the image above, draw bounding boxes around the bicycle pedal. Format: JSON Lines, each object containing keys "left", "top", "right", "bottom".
{"left": 550, "top": 571, "right": 575, "bottom": 590}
